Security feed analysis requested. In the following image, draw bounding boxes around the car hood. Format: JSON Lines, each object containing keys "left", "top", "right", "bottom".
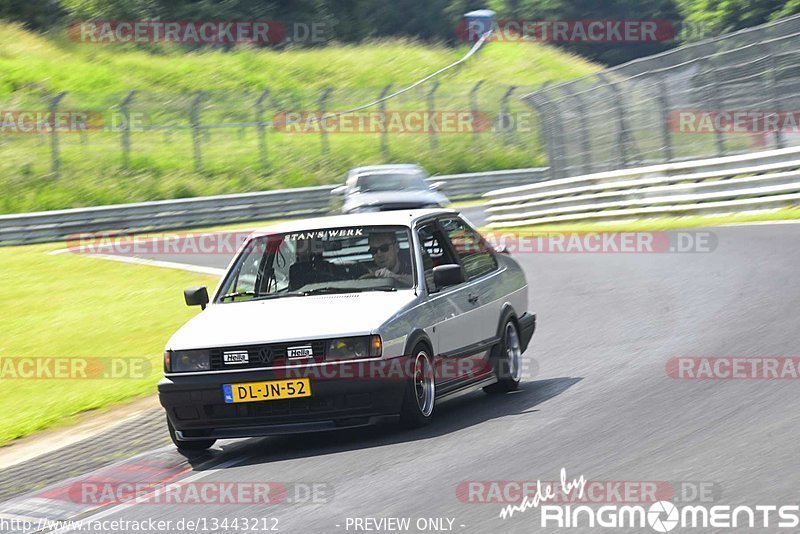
{"left": 166, "top": 290, "right": 418, "bottom": 350}
{"left": 344, "top": 190, "right": 447, "bottom": 208}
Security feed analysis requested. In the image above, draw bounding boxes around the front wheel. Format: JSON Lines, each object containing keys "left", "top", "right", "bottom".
{"left": 484, "top": 320, "right": 522, "bottom": 394}
{"left": 399, "top": 344, "right": 436, "bottom": 428}
{"left": 168, "top": 418, "right": 216, "bottom": 451}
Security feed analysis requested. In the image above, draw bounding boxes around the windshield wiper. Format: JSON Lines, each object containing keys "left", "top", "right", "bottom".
{"left": 299, "top": 286, "right": 397, "bottom": 296}
{"left": 219, "top": 291, "right": 256, "bottom": 301}
{"left": 220, "top": 291, "right": 304, "bottom": 302}
{"left": 252, "top": 292, "right": 304, "bottom": 301}
{"left": 299, "top": 287, "right": 360, "bottom": 296}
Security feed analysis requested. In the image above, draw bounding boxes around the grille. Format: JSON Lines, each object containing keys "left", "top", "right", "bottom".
{"left": 210, "top": 340, "right": 327, "bottom": 370}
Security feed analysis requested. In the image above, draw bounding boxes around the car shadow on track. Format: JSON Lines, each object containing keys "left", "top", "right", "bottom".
{"left": 182, "top": 376, "right": 582, "bottom": 469}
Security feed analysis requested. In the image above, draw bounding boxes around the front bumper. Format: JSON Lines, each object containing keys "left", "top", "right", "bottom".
{"left": 159, "top": 359, "right": 408, "bottom": 440}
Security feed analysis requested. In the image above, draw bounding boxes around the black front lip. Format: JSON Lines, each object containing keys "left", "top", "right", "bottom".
{"left": 159, "top": 360, "right": 408, "bottom": 438}
{"left": 174, "top": 415, "right": 399, "bottom": 441}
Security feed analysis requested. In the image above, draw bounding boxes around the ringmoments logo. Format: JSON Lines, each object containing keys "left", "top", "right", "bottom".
{"left": 495, "top": 469, "right": 799, "bottom": 531}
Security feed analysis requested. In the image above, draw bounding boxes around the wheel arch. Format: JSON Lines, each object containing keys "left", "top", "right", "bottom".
{"left": 403, "top": 328, "right": 433, "bottom": 357}
{"left": 496, "top": 303, "right": 520, "bottom": 338}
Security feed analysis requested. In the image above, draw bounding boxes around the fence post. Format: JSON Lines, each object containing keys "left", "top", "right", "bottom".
{"left": 79, "top": 121, "right": 88, "bottom": 145}
{"left": 542, "top": 82, "right": 568, "bottom": 178}
{"left": 49, "top": 91, "right": 67, "bottom": 177}
{"left": 562, "top": 83, "right": 592, "bottom": 175}
{"left": 318, "top": 88, "right": 333, "bottom": 156}
{"left": 190, "top": 92, "right": 205, "bottom": 172}
{"left": 769, "top": 52, "right": 785, "bottom": 150}
{"left": 699, "top": 59, "right": 725, "bottom": 157}
{"left": 379, "top": 84, "right": 392, "bottom": 158}
{"left": 499, "top": 85, "right": 517, "bottom": 146}
{"left": 255, "top": 88, "right": 270, "bottom": 169}
{"left": 656, "top": 78, "right": 673, "bottom": 162}
{"left": 427, "top": 82, "right": 440, "bottom": 149}
{"left": 120, "top": 90, "right": 136, "bottom": 168}
{"left": 469, "top": 80, "right": 484, "bottom": 146}
{"left": 526, "top": 90, "right": 558, "bottom": 180}
{"left": 597, "top": 73, "right": 637, "bottom": 169}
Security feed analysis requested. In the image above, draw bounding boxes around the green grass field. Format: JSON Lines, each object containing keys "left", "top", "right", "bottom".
{"left": 0, "top": 243, "right": 217, "bottom": 446}
{"left": 0, "top": 22, "right": 600, "bottom": 214}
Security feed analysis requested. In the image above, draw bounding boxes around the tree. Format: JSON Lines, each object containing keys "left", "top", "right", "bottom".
{"left": 676, "top": 0, "right": 789, "bottom": 40}
{"left": 488, "top": 0, "right": 683, "bottom": 65}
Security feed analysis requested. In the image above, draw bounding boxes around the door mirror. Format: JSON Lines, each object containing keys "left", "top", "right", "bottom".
{"left": 331, "top": 185, "right": 347, "bottom": 196}
{"left": 184, "top": 286, "right": 209, "bottom": 310}
{"left": 428, "top": 181, "right": 445, "bottom": 191}
{"left": 432, "top": 264, "right": 465, "bottom": 288}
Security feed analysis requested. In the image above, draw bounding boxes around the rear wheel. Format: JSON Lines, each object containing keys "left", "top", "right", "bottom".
{"left": 400, "top": 344, "right": 436, "bottom": 427}
{"left": 484, "top": 320, "right": 522, "bottom": 394}
{"left": 167, "top": 418, "right": 216, "bottom": 451}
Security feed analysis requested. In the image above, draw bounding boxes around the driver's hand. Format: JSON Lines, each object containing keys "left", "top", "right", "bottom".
{"left": 372, "top": 268, "right": 396, "bottom": 279}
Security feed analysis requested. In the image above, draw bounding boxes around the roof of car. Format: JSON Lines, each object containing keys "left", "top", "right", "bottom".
{"left": 250, "top": 209, "right": 458, "bottom": 236}
{"left": 349, "top": 164, "right": 423, "bottom": 175}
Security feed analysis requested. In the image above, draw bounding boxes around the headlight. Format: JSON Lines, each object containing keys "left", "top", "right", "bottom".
{"left": 326, "top": 336, "right": 382, "bottom": 361}
{"left": 165, "top": 349, "right": 211, "bottom": 372}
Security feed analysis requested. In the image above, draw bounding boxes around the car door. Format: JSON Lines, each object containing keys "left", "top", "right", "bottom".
{"left": 438, "top": 216, "right": 502, "bottom": 381}
{"left": 415, "top": 220, "right": 486, "bottom": 388}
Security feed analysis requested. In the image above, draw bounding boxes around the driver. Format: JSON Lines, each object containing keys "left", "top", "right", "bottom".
{"left": 366, "top": 232, "right": 413, "bottom": 286}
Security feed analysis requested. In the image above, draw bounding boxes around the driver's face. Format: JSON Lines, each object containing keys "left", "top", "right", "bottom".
{"left": 369, "top": 235, "right": 398, "bottom": 269}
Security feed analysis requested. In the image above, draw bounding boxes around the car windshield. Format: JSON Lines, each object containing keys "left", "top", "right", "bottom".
{"left": 356, "top": 172, "right": 428, "bottom": 192}
{"left": 216, "top": 225, "right": 416, "bottom": 303}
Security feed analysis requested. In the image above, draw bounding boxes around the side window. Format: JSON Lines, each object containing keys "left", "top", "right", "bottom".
{"left": 417, "top": 223, "right": 457, "bottom": 292}
{"left": 440, "top": 217, "right": 498, "bottom": 280}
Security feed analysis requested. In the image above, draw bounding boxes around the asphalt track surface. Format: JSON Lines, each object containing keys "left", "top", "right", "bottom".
{"left": 2, "top": 212, "right": 800, "bottom": 534}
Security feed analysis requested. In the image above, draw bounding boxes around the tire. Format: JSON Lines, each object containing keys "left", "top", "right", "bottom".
{"left": 399, "top": 343, "right": 436, "bottom": 428}
{"left": 168, "top": 418, "right": 216, "bottom": 451}
{"left": 484, "top": 320, "right": 522, "bottom": 394}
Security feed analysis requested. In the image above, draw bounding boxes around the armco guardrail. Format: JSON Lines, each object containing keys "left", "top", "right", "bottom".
{"left": 484, "top": 147, "right": 800, "bottom": 228}
{"left": 433, "top": 168, "right": 550, "bottom": 198}
{"left": 0, "top": 168, "right": 548, "bottom": 245}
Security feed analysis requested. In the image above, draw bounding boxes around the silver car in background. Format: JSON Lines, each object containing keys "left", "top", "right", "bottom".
{"left": 332, "top": 164, "right": 449, "bottom": 213}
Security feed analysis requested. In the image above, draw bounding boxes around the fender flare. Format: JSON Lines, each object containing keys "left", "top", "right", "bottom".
{"left": 496, "top": 304, "right": 519, "bottom": 339}
{"left": 403, "top": 328, "right": 433, "bottom": 358}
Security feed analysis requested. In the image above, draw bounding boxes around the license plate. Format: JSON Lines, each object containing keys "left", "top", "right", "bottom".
{"left": 222, "top": 378, "right": 311, "bottom": 404}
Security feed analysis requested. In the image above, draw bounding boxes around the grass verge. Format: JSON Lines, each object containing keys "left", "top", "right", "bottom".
{"left": 0, "top": 242, "right": 217, "bottom": 446}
